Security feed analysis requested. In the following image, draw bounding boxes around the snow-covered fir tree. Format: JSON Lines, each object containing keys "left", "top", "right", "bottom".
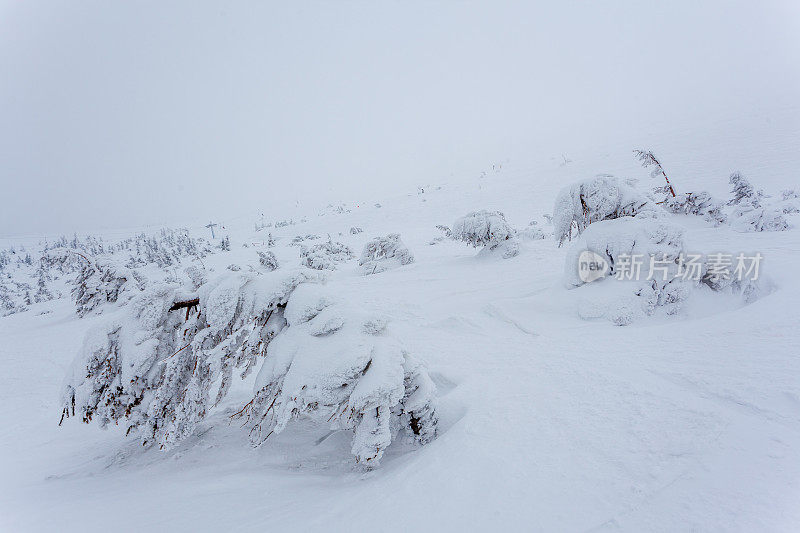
{"left": 728, "top": 171, "right": 760, "bottom": 206}
{"left": 33, "top": 261, "right": 54, "bottom": 303}
{"left": 258, "top": 251, "right": 279, "bottom": 271}
{"left": 727, "top": 172, "right": 790, "bottom": 232}
{"left": 61, "top": 268, "right": 438, "bottom": 466}
{"left": 0, "top": 282, "right": 15, "bottom": 316}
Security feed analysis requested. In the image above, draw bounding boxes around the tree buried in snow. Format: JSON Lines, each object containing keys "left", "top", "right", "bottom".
{"left": 61, "top": 270, "right": 308, "bottom": 447}
{"left": 359, "top": 234, "right": 414, "bottom": 275}
{"left": 564, "top": 217, "right": 766, "bottom": 325}
{"left": 564, "top": 218, "right": 689, "bottom": 325}
{"left": 553, "top": 175, "right": 658, "bottom": 246}
{"left": 300, "top": 241, "right": 354, "bottom": 270}
{"left": 235, "top": 285, "right": 436, "bottom": 466}
{"left": 451, "top": 210, "right": 519, "bottom": 258}
{"left": 60, "top": 268, "right": 437, "bottom": 465}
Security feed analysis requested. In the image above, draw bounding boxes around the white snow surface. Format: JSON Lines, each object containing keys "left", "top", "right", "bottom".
{"left": 2, "top": 145, "right": 800, "bottom": 532}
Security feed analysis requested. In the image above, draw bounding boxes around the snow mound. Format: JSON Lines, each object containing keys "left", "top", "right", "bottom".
{"left": 564, "top": 217, "right": 685, "bottom": 289}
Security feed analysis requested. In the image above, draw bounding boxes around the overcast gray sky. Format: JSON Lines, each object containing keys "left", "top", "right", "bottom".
{"left": 1, "top": 1, "right": 798, "bottom": 236}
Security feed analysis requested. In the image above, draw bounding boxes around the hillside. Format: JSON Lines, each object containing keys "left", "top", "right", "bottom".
{"left": 1, "top": 141, "right": 799, "bottom": 531}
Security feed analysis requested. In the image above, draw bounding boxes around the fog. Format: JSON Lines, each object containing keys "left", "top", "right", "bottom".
{"left": 1, "top": 0, "right": 798, "bottom": 236}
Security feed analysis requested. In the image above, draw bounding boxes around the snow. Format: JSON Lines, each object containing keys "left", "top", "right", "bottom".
{"left": 2, "top": 142, "right": 800, "bottom": 531}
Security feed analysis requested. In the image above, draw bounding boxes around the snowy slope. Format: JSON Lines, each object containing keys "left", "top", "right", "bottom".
{"left": 1, "top": 135, "right": 800, "bottom": 531}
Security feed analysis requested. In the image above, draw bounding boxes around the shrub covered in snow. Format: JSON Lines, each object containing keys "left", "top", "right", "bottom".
{"left": 656, "top": 172, "right": 794, "bottom": 232}
{"left": 451, "top": 210, "right": 519, "bottom": 258}
{"left": 359, "top": 234, "right": 414, "bottom": 275}
{"left": 290, "top": 234, "right": 321, "bottom": 246}
{"left": 726, "top": 172, "right": 791, "bottom": 232}
{"left": 553, "top": 175, "right": 658, "bottom": 245}
{"left": 664, "top": 191, "right": 727, "bottom": 226}
{"left": 258, "top": 250, "right": 279, "bottom": 271}
{"left": 730, "top": 203, "right": 788, "bottom": 233}
{"left": 300, "top": 241, "right": 354, "bottom": 270}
